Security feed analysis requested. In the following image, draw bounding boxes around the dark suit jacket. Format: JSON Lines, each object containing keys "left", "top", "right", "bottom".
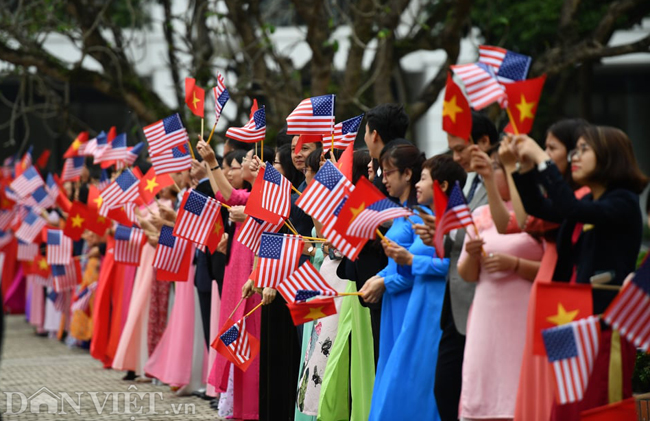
{"left": 513, "top": 163, "right": 643, "bottom": 313}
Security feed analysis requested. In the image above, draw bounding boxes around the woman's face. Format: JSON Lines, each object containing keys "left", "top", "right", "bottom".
{"left": 227, "top": 158, "right": 244, "bottom": 189}
{"left": 273, "top": 153, "right": 284, "bottom": 175}
{"left": 570, "top": 137, "right": 597, "bottom": 185}
{"left": 367, "top": 160, "right": 375, "bottom": 182}
{"left": 415, "top": 168, "right": 433, "bottom": 205}
{"left": 242, "top": 149, "right": 255, "bottom": 182}
{"left": 382, "top": 160, "right": 410, "bottom": 201}
{"left": 545, "top": 133, "right": 569, "bottom": 175}
{"left": 304, "top": 166, "right": 316, "bottom": 185}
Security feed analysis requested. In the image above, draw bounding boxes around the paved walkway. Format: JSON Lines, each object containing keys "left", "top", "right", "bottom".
{"left": 0, "top": 315, "right": 223, "bottom": 420}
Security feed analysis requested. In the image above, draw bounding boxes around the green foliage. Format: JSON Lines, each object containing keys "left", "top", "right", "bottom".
{"left": 633, "top": 350, "right": 650, "bottom": 394}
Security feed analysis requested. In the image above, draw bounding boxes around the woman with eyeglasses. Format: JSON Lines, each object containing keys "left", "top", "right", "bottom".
{"left": 511, "top": 126, "right": 648, "bottom": 419}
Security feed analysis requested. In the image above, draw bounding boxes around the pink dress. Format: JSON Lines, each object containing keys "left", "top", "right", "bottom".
{"left": 459, "top": 205, "right": 544, "bottom": 420}
{"left": 208, "top": 188, "right": 259, "bottom": 420}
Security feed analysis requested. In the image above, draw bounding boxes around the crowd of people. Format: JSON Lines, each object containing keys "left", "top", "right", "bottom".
{"left": 1, "top": 102, "right": 649, "bottom": 421}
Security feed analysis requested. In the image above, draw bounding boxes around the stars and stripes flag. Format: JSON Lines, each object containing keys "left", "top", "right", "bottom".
{"left": 213, "top": 73, "right": 230, "bottom": 124}
{"left": 433, "top": 181, "right": 474, "bottom": 258}
{"left": 71, "top": 282, "right": 97, "bottom": 314}
{"left": 173, "top": 189, "right": 221, "bottom": 245}
{"left": 478, "top": 45, "right": 532, "bottom": 84}
{"left": 47, "top": 229, "right": 72, "bottom": 265}
{"left": 0, "top": 210, "right": 14, "bottom": 231}
{"left": 98, "top": 170, "right": 140, "bottom": 216}
{"left": 16, "top": 146, "right": 33, "bottom": 177}
{"left": 603, "top": 258, "right": 650, "bottom": 352}
{"left": 321, "top": 114, "right": 364, "bottom": 152}
{"left": 85, "top": 131, "right": 108, "bottom": 158}
{"left": 51, "top": 259, "right": 82, "bottom": 292}
{"left": 47, "top": 289, "right": 69, "bottom": 313}
{"left": 320, "top": 195, "right": 367, "bottom": 261}
{"left": 28, "top": 274, "right": 53, "bottom": 288}
{"left": 236, "top": 216, "right": 284, "bottom": 254}
{"left": 245, "top": 165, "right": 292, "bottom": 225}
{"left": 95, "top": 132, "right": 128, "bottom": 163}
{"left": 4, "top": 186, "right": 20, "bottom": 203}
{"left": 153, "top": 225, "right": 189, "bottom": 273}
{"left": 286, "top": 94, "right": 335, "bottom": 135}
{"left": 149, "top": 143, "right": 192, "bottom": 175}
{"left": 10, "top": 166, "right": 44, "bottom": 197}
{"left": 121, "top": 142, "right": 145, "bottom": 167}
{"left": 61, "top": 157, "right": 86, "bottom": 181}
{"left": 143, "top": 113, "right": 190, "bottom": 156}
{"left": 15, "top": 210, "right": 46, "bottom": 243}
{"left": 542, "top": 315, "right": 601, "bottom": 404}
{"left": 220, "top": 319, "right": 253, "bottom": 367}
{"left": 256, "top": 233, "right": 304, "bottom": 288}
{"left": 46, "top": 173, "right": 60, "bottom": 201}
{"left": 17, "top": 240, "right": 39, "bottom": 262}
{"left": 0, "top": 230, "right": 13, "bottom": 249}
{"left": 26, "top": 186, "right": 55, "bottom": 211}
{"left": 277, "top": 261, "right": 337, "bottom": 303}
{"left": 296, "top": 160, "right": 352, "bottom": 224}
{"left": 346, "top": 198, "right": 414, "bottom": 239}
{"left": 225, "top": 107, "right": 266, "bottom": 143}
{"left": 98, "top": 169, "right": 110, "bottom": 191}
{"left": 114, "top": 224, "right": 146, "bottom": 265}
{"left": 450, "top": 62, "right": 506, "bottom": 110}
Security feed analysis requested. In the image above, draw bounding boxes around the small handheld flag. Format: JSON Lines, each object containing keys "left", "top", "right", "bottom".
{"left": 185, "top": 77, "right": 205, "bottom": 118}
{"left": 286, "top": 94, "right": 335, "bottom": 135}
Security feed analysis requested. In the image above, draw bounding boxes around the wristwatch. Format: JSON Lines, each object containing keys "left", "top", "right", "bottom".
{"left": 307, "top": 245, "right": 315, "bottom": 256}
{"left": 537, "top": 159, "right": 554, "bottom": 172}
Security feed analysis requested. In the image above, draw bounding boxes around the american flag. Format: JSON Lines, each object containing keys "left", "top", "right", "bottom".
{"left": 213, "top": 73, "right": 230, "bottom": 124}
{"left": 47, "top": 290, "right": 69, "bottom": 313}
{"left": 0, "top": 230, "right": 13, "bottom": 249}
{"left": 121, "top": 142, "right": 145, "bottom": 168}
{"left": 450, "top": 62, "right": 506, "bottom": 110}
{"left": 277, "top": 261, "right": 337, "bottom": 303}
{"left": 149, "top": 143, "right": 192, "bottom": 175}
{"left": 28, "top": 274, "right": 53, "bottom": 288}
{"left": 320, "top": 195, "right": 366, "bottom": 261}
{"left": 346, "top": 198, "right": 414, "bottom": 239}
{"left": 0, "top": 211, "right": 14, "bottom": 231}
{"left": 4, "top": 186, "right": 20, "bottom": 203}
{"left": 98, "top": 169, "right": 110, "bottom": 191}
{"left": 86, "top": 131, "right": 107, "bottom": 158}
{"left": 143, "top": 113, "right": 190, "bottom": 156}
{"left": 286, "top": 94, "right": 335, "bottom": 135}
{"left": 256, "top": 233, "right": 303, "bottom": 288}
{"left": 15, "top": 210, "right": 46, "bottom": 243}
{"left": 99, "top": 170, "right": 140, "bottom": 216}
{"left": 122, "top": 202, "right": 138, "bottom": 226}
{"left": 433, "top": 181, "right": 474, "bottom": 258}
{"left": 17, "top": 240, "right": 39, "bottom": 261}
{"left": 225, "top": 107, "right": 266, "bottom": 143}
{"left": 479, "top": 45, "right": 532, "bottom": 84}
{"left": 71, "top": 282, "right": 97, "bottom": 314}
{"left": 61, "top": 157, "right": 86, "bottom": 181}
{"left": 296, "top": 160, "right": 352, "bottom": 224}
{"left": 51, "top": 260, "right": 81, "bottom": 292}
{"left": 2, "top": 156, "right": 14, "bottom": 179}
{"left": 173, "top": 189, "right": 221, "bottom": 245}
{"left": 153, "top": 225, "right": 189, "bottom": 273}
{"left": 17, "top": 146, "right": 33, "bottom": 176}
{"left": 235, "top": 216, "right": 284, "bottom": 254}
{"left": 47, "top": 229, "right": 72, "bottom": 265}
{"left": 261, "top": 165, "right": 291, "bottom": 221}
{"left": 25, "top": 186, "right": 55, "bottom": 211}
{"left": 46, "top": 173, "right": 60, "bottom": 201}
{"left": 114, "top": 224, "right": 145, "bottom": 265}
{"left": 322, "top": 114, "right": 363, "bottom": 152}
{"left": 542, "top": 315, "right": 601, "bottom": 404}
{"left": 603, "top": 258, "right": 650, "bottom": 352}
{"left": 96, "top": 132, "right": 128, "bottom": 163}
{"left": 10, "top": 166, "right": 44, "bottom": 197}
{"left": 220, "top": 319, "right": 252, "bottom": 366}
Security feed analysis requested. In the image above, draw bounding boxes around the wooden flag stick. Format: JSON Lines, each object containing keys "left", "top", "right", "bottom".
{"left": 244, "top": 301, "right": 264, "bottom": 318}
{"left": 506, "top": 108, "right": 520, "bottom": 135}
{"left": 331, "top": 133, "right": 335, "bottom": 154}
{"left": 228, "top": 297, "right": 245, "bottom": 320}
{"left": 207, "top": 123, "right": 218, "bottom": 144}
{"left": 261, "top": 138, "right": 264, "bottom": 162}
{"left": 284, "top": 220, "right": 299, "bottom": 236}
{"left": 337, "top": 292, "right": 363, "bottom": 297}
{"left": 291, "top": 185, "right": 302, "bottom": 195}
{"left": 591, "top": 284, "right": 621, "bottom": 291}
{"left": 187, "top": 141, "right": 196, "bottom": 160}
{"left": 173, "top": 180, "right": 182, "bottom": 192}
{"left": 201, "top": 118, "right": 205, "bottom": 140}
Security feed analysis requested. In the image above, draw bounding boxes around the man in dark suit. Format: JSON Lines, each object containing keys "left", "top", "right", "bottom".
{"left": 434, "top": 112, "right": 499, "bottom": 421}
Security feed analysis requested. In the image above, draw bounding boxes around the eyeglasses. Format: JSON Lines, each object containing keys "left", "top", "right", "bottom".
{"left": 382, "top": 168, "right": 400, "bottom": 179}
{"left": 568, "top": 144, "right": 591, "bottom": 162}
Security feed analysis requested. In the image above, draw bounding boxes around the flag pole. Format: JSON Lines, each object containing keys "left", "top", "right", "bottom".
{"left": 201, "top": 118, "right": 205, "bottom": 140}
{"left": 244, "top": 301, "right": 263, "bottom": 318}
{"left": 337, "top": 292, "right": 363, "bottom": 297}
{"left": 291, "top": 185, "right": 302, "bottom": 195}
{"left": 506, "top": 108, "right": 520, "bottom": 135}
{"left": 228, "top": 297, "right": 245, "bottom": 320}
{"left": 187, "top": 141, "right": 196, "bottom": 160}
{"left": 207, "top": 123, "right": 217, "bottom": 144}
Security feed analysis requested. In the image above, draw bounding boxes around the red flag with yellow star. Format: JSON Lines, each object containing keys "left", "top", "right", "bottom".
{"left": 333, "top": 176, "right": 386, "bottom": 239}
{"left": 64, "top": 201, "right": 88, "bottom": 241}
{"left": 442, "top": 73, "right": 472, "bottom": 140}
{"left": 85, "top": 187, "right": 112, "bottom": 235}
{"left": 206, "top": 212, "right": 225, "bottom": 254}
{"left": 139, "top": 167, "right": 174, "bottom": 204}
{"left": 532, "top": 281, "right": 593, "bottom": 355}
{"left": 185, "top": 77, "right": 205, "bottom": 118}
{"left": 336, "top": 141, "right": 354, "bottom": 182}
{"left": 24, "top": 254, "right": 51, "bottom": 278}
{"left": 63, "top": 132, "right": 89, "bottom": 158}
{"left": 286, "top": 297, "right": 337, "bottom": 325}
{"left": 504, "top": 75, "right": 547, "bottom": 135}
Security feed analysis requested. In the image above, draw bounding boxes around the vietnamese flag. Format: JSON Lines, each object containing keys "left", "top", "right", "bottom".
{"left": 64, "top": 201, "right": 89, "bottom": 241}
{"left": 294, "top": 134, "right": 322, "bottom": 154}
{"left": 286, "top": 297, "right": 337, "bottom": 325}
{"left": 28, "top": 254, "right": 51, "bottom": 278}
{"left": 580, "top": 397, "right": 637, "bottom": 420}
{"left": 185, "top": 77, "right": 205, "bottom": 118}
{"left": 0, "top": 187, "right": 15, "bottom": 210}
{"left": 504, "top": 75, "right": 547, "bottom": 135}
{"left": 139, "top": 167, "right": 174, "bottom": 204}
{"left": 333, "top": 176, "right": 385, "bottom": 237}
{"left": 106, "top": 206, "right": 133, "bottom": 227}
{"left": 63, "top": 132, "right": 89, "bottom": 158}
{"left": 85, "top": 208, "right": 111, "bottom": 237}
{"left": 35, "top": 149, "right": 51, "bottom": 169}
{"left": 211, "top": 316, "right": 261, "bottom": 372}
{"left": 532, "top": 282, "right": 593, "bottom": 355}
{"left": 206, "top": 213, "right": 225, "bottom": 254}
{"left": 442, "top": 72, "right": 472, "bottom": 141}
